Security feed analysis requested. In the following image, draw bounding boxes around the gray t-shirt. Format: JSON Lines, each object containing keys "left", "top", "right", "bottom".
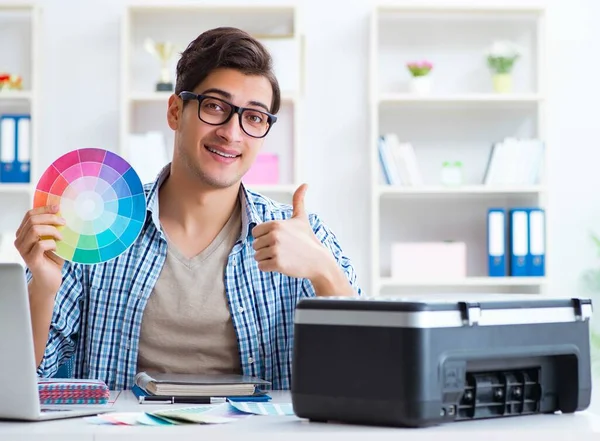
{"left": 136, "top": 202, "right": 242, "bottom": 375}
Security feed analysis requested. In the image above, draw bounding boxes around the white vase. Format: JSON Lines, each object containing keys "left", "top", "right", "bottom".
{"left": 441, "top": 162, "right": 463, "bottom": 186}
{"left": 409, "top": 76, "right": 432, "bottom": 95}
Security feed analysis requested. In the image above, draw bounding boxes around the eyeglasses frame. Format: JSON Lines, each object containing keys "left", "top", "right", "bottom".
{"left": 179, "top": 91, "right": 277, "bottom": 139}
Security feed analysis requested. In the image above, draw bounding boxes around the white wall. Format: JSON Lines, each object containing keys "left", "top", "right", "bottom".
{"left": 544, "top": 0, "right": 600, "bottom": 301}
{"left": 3, "top": 0, "right": 600, "bottom": 298}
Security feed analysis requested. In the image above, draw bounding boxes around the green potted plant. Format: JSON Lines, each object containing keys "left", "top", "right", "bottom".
{"left": 406, "top": 60, "right": 433, "bottom": 95}
{"left": 485, "top": 40, "right": 522, "bottom": 93}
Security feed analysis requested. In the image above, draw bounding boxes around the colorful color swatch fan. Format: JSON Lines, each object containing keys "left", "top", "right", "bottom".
{"left": 34, "top": 148, "right": 146, "bottom": 264}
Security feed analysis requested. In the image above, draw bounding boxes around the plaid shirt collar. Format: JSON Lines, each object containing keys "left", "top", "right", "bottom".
{"left": 144, "top": 164, "right": 264, "bottom": 243}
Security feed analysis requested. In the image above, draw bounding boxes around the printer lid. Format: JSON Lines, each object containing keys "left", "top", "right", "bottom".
{"left": 294, "top": 295, "right": 593, "bottom": 329}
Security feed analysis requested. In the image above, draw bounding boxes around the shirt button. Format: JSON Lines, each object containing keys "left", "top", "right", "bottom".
{"left": 237, "top": 306, "right": 244, "bottom": 313}
{"left": 248, "top": 357, "right": 254, "bottom": 364}
{"left": 232, "top": 256, "right": 237, "bottom": 266}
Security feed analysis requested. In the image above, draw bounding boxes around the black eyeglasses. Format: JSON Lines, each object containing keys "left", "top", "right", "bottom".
{"left": 179, "top": 91, "right": 277, "bottom": 139}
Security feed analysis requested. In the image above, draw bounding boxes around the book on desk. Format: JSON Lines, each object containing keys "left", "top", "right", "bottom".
{"left": 133, "top": 371, "right": 272, "bottom": 404}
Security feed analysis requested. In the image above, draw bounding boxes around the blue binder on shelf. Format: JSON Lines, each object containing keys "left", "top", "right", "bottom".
{"left": 0, "top": 114, "right": 31, "bottom": 183}
{"left": 528, "top": 208, "right": 546, "bottom": 276}
{"left": 509, "top": 208, "right": 529, "bottom": 277}
{"left": 487, "top": 208, "right": 507, "bottom": 277}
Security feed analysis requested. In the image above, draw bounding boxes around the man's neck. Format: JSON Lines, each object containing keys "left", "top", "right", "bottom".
{"left": 158, "top": 165, "right": 240, "bottom": 256}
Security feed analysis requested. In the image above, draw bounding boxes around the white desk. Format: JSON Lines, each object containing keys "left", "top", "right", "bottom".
{"left": 1, "top": 391, "right": 600, "bottom": 441}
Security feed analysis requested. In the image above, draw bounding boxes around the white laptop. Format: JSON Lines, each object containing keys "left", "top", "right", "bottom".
{"left": 0, "top": 262, "right": 111, "bottom": 421}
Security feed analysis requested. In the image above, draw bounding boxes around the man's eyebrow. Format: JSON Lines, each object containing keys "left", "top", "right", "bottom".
{"left": 247, "top": 100, "right": 270, "bottom": 113}
{"left": 201, "top": 88, "right": 231, "bottom": 99}
{"left": 201, "top": 88, "right": 270, "bottom": 113}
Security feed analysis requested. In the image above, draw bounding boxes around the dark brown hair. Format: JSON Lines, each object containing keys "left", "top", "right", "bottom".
{"left": 175, "top": 27, "right": 281, "bottom": 114}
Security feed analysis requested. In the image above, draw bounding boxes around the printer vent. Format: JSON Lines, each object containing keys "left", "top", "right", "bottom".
{"left": 456, "top": 368, "right": 541, "bottom": 420}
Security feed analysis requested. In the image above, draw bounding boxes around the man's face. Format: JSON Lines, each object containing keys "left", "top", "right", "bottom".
{"left": 169, "top": 67, "right": 273, "bottom": 189}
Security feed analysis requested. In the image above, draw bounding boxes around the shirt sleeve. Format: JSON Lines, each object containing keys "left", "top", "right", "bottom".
{"left": 300, "top": 213, "right": 363, "bottom": 298}
{"left": 30, "top": 262, "right": 85, "bottom": 378}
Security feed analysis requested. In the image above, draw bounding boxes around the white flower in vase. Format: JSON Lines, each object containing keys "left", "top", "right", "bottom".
{"left": 485, "top": 40, "right": 524, "bottom": 93}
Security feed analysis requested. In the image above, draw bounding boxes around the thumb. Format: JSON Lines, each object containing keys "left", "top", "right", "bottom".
{"left": 292, "top": 183, "right": 308, "bottom": 219}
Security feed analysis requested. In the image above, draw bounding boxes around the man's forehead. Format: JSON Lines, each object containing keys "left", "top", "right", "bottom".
{"left": 196, "top": 72, "right": 273, "bottom": 108}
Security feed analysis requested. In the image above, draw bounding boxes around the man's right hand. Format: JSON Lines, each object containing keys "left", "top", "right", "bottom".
{"left": 14, "top": 205, "right": 66, "bottom": 296}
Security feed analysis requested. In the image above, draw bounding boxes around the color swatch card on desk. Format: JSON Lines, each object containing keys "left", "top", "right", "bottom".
{"left": 86, "top": 405, "right": 244, "bottom": 426}
{"left": 34, "top": 148, "right": 147, "bottom": 264}
{"left": 86, "top": 402, "right": 295, "bottom": 426}
{"left": 228, "top": 401, "right": 294, "bottom": 416}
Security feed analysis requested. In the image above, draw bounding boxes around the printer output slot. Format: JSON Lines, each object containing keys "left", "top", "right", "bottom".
{"left": 455, "top": 368, "right": 542, "bottom": 420}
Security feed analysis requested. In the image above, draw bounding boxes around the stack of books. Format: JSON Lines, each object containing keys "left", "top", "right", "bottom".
{"left": 133, "top": 371, "right": 271, "bottom": 404}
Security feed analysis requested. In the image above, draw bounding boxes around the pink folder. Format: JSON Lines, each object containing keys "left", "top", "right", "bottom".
{"left": 243, "top": 153, "right": 279, "bottom": 185}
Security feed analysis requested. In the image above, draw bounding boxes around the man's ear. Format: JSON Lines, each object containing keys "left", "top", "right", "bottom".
{"left": 167, "top": 94, "right": 182, "bottom": 130}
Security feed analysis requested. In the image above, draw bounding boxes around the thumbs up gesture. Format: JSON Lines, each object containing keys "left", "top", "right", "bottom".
{"left": 291, "top": 182, "right": 309, "bottom": 220}
{"left": 251, "top": 184, "right": 331, "bottom": 280}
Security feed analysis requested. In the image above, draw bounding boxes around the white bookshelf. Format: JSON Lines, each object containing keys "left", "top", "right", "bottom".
{"left": 379, "top": 185, "right": 545, "bottom": 197}
{"left": 120, "top": 5, "right": 304, "bottom": 203}
{"left": 0, "top": 90, "right": 33, "bottom": 101}
{"left": 369, "top": 4, "right": 548, "bottom": 297}
{"left": 380, "top": 276, "right": 547, "bottom": 289}
{"left": 0, "top": 4, "right": 40, "bottom": 263}
{"left": 379, "top": 93, "right": 542, "bottom": 104}
{"left": 0, "top": 182, "right": 32, "bottom": 193}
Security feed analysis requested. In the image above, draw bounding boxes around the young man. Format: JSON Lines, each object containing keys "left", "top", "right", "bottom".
{"left": 14, "top": 27, "right": 361, "bottom": 391}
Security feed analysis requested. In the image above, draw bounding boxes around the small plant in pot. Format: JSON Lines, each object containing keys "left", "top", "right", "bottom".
{"left": 406, "top": 60, "right": 433, "bottom": 95}
{"left": 485, "top": 40, "right": 522, "bottom": 93}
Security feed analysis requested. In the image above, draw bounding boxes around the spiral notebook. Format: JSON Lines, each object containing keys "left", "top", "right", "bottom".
{"left": 38, "top": 378, "right": 110, "bottom": 405}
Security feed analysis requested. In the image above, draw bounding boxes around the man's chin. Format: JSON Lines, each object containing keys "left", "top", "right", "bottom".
{"left": 198, "top": 172, "right": 242, "bottom": 190}
{"left": 183, "top": 160, "right": 244, "bottom": 189}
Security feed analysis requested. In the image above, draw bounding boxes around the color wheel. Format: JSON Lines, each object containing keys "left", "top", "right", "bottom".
{"left": 33, "top": 148, "right": 146, "bottom": 264}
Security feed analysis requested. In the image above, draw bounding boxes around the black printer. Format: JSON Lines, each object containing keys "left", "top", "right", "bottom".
{"left": 290, "top": 295, "right": 593, "bottom": 427}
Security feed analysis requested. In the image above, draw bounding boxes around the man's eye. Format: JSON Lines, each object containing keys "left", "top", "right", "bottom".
{"left": 205, "top": 102, "right": 223, "bottom": 111}
{"left": 245, "top": 112, "right": 265, "bottom": 124}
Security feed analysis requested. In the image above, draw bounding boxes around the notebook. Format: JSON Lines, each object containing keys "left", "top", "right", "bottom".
{"left": 134, "top": 372, "right": 270, "bottom": 397}
{"left": 38, "top": 378, "right": 110, "bottom": 405}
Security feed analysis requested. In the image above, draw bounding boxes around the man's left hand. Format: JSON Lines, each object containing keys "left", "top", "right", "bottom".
{"left": 251, "top": 183, "right": 334, "bottom": 280}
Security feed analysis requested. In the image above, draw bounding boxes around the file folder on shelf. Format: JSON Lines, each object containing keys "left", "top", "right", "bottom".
{"left": 0, "top": 114, "right": 31, "bottom": 183}
{"left": 487, "top": 208, "right": 507, "bottom": 277}
{"left": 509, "top": 208, "right": 529, "bottom": 277}
{"left": 528, "top": 208, "right": 546, "bottom": 277}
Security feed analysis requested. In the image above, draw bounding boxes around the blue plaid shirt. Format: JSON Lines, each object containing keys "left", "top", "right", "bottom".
{"left": 32, "top": 166, "right": 361, "bottom": 390}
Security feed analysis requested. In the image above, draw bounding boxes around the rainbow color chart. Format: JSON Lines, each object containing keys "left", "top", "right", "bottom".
{"left": 34, "top": 148, "right": 146, "bottom": 264}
